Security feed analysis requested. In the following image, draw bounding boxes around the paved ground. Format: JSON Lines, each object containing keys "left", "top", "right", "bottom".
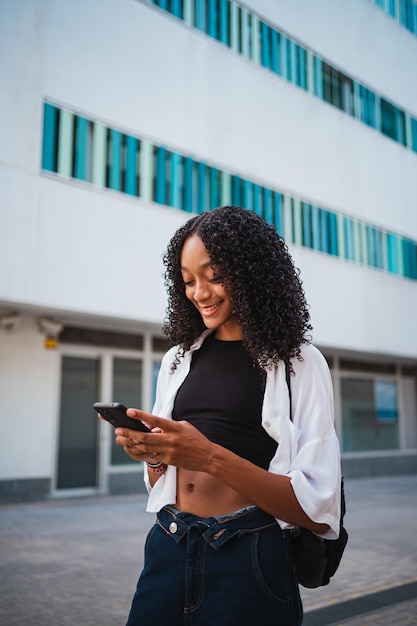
{"left": 0, "top": 474, "right": 416, "bottom": 625}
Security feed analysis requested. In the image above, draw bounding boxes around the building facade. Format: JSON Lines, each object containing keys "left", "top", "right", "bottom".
{"left": 1, "top": 0, "right": 417, "bottom": 503}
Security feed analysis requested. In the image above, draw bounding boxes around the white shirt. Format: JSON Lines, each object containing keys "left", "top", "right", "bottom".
{"left": 145, "top": 330, "right": 341, "bottom": 540}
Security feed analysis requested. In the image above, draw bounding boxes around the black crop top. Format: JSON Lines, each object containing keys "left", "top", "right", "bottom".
{"left": 172, "top": 333, "right": 278, "bottom": 470}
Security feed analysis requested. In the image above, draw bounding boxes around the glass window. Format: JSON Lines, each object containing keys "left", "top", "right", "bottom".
{"left": 152, "top": 360, "right": 162, "bottom": 406}
{"left": 57, "top": 357, "right": 99, "bottom": 489}
{"left": 111, "top": 358, "right": 143, "bottom": 465}
{"left": 341, "top": 378, "right": 399, "bottom": 452}
{"left": 380, "top": 98, "right": 398, "bottom": 140}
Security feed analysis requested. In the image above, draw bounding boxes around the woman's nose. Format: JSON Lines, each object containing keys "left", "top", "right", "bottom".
{"left": 194, "top": 281, "right": 210, "bottom": 301}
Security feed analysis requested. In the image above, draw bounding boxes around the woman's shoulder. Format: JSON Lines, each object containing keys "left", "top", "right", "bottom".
{"left": 291, "top": 342, "right": 331, "bottom": 380}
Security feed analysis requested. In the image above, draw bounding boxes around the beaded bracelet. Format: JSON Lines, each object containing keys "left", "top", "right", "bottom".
{"left": 146, "top": 461, "right": 168, "bottom": 475}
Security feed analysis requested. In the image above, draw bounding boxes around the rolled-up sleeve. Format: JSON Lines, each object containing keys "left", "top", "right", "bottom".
{"left": 266, "top": 344, "right": 341, "bottom": 540}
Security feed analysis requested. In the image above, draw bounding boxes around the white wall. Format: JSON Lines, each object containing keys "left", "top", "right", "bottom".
{"left": 0, "top": 316, "right": 59, "bottom": 479}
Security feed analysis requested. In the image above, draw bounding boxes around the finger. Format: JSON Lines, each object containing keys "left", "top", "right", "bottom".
{"left": 126, "top": 409, "right": 178, "bottom": 432}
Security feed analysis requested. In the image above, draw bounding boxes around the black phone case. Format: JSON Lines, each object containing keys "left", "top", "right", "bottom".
{"left": 93, "top": 402, "right": 151, "bottom": 432}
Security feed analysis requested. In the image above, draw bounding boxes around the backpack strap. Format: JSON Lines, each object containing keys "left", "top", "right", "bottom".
{"left": 284, "top": 360, "right": 292, "bottom": 420}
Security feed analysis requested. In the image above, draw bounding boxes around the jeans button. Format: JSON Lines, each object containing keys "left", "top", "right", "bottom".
{"left": 169, "top": 522, "right": 178, "bottom": 534}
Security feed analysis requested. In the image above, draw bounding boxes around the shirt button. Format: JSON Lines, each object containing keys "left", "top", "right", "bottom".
{"left": 264, "top": 421, "right": 271, "bottom": 428}
{"left": 169, "top": 522, "right": 178, "bottom": 534}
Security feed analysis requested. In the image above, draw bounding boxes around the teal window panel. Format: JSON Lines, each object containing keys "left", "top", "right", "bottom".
{"left": 279, "top": 34, "right": 288, "bottom": 79}
{"left": 320, "top": 210, "right": 330, "bottom": 253}
{"left": 57, "top": 109, "right": 74, "bottom": 177}
{"left": 183, "top": 157, "right": 194, "bottom": 213}
{"left": 381, "top": 231, "right": 389, "bottom": 271}
{"left": 366, "top": 226, "right": 376, "bottom": 267}
{"left": 287, "top": 38, "right": 296, "bottom": 83}
{"left": 197, "top": 162, "right": 207, "bottom": 213}
{"left": 195, "top": 0, "right": 206, "bottom": 32}
{"left": 402, "top": 239, "right": 410, "bottom": 277}
{"left": 219, "top": 0, "right": 229, "bottom": 45}
{"left": 375, "top": 230, "right": 383, "bottom": 268}
{"left": 158, "top": 0, "right": 168, "bottom": 9}
{"left": 74, "top": 116, "right": 89, "bottom": 181}
{"left": 329, "top": 213, "right": 339, "bottom": 256}
{"left": 411, "top": 118, "right": 417, "bottom": 152}
{"left": 139, "top": 139, "right": 153, "bottom": 202}
{"left": 108, "top": 129, "right": 122, "bottom": 191}
{"left": 401, "top": 239, "right": 417, "bottom": 278}
{"left": 220, "top": 171, "right": 232, "bottom": 205}
{"left": 389, "top": 0, "right": 396, "bottom": 15}
{"left": 170, "top": 152, "right": 182, "bottom": 209}
{"left": 208, "top": 0, "right": 218, "bottom": 39}
{"left": 306, "top": 51, "right": 314, "bottom": 94}
{"left": 183, "top": 0, "right": 194, "bottom": 25}
{"left": 253, "top": 184, "right": 262, "bottom": 216}
{"left": 270, "top": 29, "right": 279, "bottom": 74}
{"left": 92, "top": 122, "right": 107, "bottom": 188}
{"left": 374, "top": 95, "right": 382, "bottom": 132}
{"left": 297, "top": 46, "right": 307, "bottom": 90}
{"left": 125, "top": 135, "right": 138, "bottom": 196}
{"left": 337, "top": 211, "right": 345, "bottom": 260}
{"left": 243, "top": 179, "right": 253, "bottom": 211}
{"left": 209, "top": 167, "right": 219, "bottom": 209}
{"left": 171, "top": 0, "right": 182, "bottom": 19}
{"left": 368, "top": 90, "right": 376, "bottom": 128}
{"left": 344, "top": 218, "right": 355, "bottom": 260}
{"left": 405, "top": 114, "right": 413, "bottom": 149}
{"left": 311, "top": 205, "right": 321, "bottom": 251}
{"left": 359, "top": 223, "right": 368, "bottom": 266}
{"left": 252, "top": 16, "right": 260, "bottom": 63}
{"left": 261, "top": 22, "right": 270, "bottom": 68}
{"left": 273, "top": 192, "right": 282, "bottom": 234}
{"left": 155, "top": 146, "right": 167, "bottom": 204}
{"left": 282, "top": 195, "right": 293, "bottom": 243}
{"left": 292, "top": 199, "right": 302, "bottom": 245}
{"left": 397, "top": 110, "right": 406, "bottom": 146}
{"left": 263, "top": 188, "right": 273, "bottom": 224}
{"left": 314, "top": 56, "right": 323, "bottom": 99}
{"left": 241, "top": 8, "right": 250, "bottom": 57}
{"left": 409, "top": 242, "right": 417, "bottom": 278}
{"left": 381, "top": 98, "right": 398, "bottom": 140}
{"left": 232, "top": 175, "right": 242, "bottom": 205}
{"left": 42, "top": 102, "right": 58, "bottom": 172}
{"left": 230, "top": 2, "right": 239, "bottom": 52}
{"left": 362, "top": 87, "right": 369, "bottom": 125}
{"left": 387, "top": 234, "right": 397, "bottom": 273}
{"left": 353, "top": 81, "right": 362, "bottom": 120}
{"left": 301, "top": 202, "right": 312, "bottom": 248}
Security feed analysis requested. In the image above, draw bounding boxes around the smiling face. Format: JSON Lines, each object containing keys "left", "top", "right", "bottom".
{"left": 180, "top": 234, "right": 242, "bottom": 341}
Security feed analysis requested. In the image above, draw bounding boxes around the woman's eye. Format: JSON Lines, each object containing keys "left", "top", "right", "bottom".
{"left": 209, "top": 275, "right": 224, "bottom": 283}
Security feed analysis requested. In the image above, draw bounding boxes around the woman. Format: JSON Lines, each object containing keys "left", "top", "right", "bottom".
{"left": 115, "top": 206, "right": 341, "bottom": 625}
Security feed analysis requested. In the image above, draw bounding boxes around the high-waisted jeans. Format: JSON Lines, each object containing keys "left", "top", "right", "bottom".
{"left": 126, "top": 505, "right": 302, "bottom": 626}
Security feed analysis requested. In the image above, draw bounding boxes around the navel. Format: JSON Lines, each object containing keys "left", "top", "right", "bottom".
{"left": 187, "top": 483, "right": 195, "bottom": 493}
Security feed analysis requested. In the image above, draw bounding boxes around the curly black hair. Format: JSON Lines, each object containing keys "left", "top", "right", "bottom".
{"left": 162, "top": 206, "right": 312, "bottom": 369}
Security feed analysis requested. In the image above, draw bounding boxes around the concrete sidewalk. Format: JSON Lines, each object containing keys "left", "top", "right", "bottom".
{"left": 0, "top": 474, "right": 416, "bottom": 625}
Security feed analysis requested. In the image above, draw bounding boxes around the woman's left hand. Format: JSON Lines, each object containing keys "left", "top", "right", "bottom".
{"left": 115, "top": 409, "right": 216, "bottom": 470}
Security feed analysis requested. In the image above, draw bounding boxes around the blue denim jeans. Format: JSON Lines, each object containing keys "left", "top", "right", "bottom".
{"left": 126, "top": 505, "right": 302, "bottom": 626}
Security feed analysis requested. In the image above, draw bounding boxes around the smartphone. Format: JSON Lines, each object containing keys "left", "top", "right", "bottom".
{"left": 93, "top": 402, "right": 151, "bottom": 432}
